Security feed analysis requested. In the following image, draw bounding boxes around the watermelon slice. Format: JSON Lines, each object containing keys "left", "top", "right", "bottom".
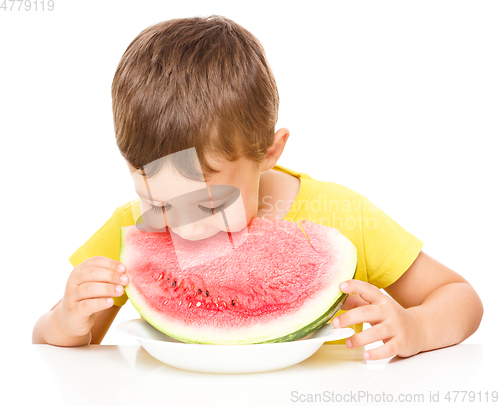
{"left": 119, "top": 218, "right": 357, "bottom": 344}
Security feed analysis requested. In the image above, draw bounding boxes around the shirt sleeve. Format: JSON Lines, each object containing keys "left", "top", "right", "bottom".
{"left": 68, "top": 206, "right": 129, "bottom": 306}
{"left": 360, "top": 195, "right": 424, "bottom": 290}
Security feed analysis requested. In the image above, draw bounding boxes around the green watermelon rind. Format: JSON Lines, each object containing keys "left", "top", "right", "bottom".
{"left": 120, "top": 222, "right": 358, "bottom": 345}
{"left": 258, "top": 261, "right": 357, "bottom": 343}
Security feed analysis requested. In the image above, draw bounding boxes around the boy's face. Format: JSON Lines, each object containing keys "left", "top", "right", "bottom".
{"left": 127, "top": 149, "right": 263, "bottom": 241}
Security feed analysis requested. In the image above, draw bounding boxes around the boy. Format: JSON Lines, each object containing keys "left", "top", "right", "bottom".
{"left": 32, "top": 15, "right": 483, "bottom": 360}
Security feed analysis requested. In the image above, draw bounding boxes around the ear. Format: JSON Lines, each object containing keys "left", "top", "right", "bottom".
{"left": 261, "top": 128, "right": 290, "bottom": 172}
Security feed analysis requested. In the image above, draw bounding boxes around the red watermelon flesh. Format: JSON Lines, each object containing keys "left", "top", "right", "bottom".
{"left": 120, "top": 218, "right": 357, "bottom": 344}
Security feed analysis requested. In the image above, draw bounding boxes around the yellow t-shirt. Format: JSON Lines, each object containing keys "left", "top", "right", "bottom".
{"left": 69, "top": 164, "right": 423, "bottom": 345}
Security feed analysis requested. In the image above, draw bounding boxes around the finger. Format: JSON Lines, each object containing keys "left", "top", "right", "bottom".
{"left": 346, "top": 323, "right": 392, "bottom": 349}
{"left": 363, "top": 338, "right": 399, "bottom": 361}
{"left": 76, "top": 297, "right": 115, "bottom": 317}
{"left": 73, "top": 266, "right": 128, "bottom": 287}
{"left": 339, "top": 279, "right": 386, "bottom": 305}
{"left": 74, "top": 282, "right": 125, "bottom": 303}
{"left": 341, "top": 294, "right": 370, "bottom": 311}
{"left": 78, "top": 256, "right": 126, "bottom": 273}
{"left": 333, "top": 304, "right": 384, "bottom": 328}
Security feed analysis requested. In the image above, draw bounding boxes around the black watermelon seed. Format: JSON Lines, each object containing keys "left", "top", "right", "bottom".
{"left": 172, "top": 281, "right": 176, "bottom": 288}
{"left": 206, "top": 290, "right": 209, "bottom": 297}
{"left": 232, "top": 300, "right": 235, "bottom": 306}
{"left": 198, "top": 288, "right": 202, "bottom": 294}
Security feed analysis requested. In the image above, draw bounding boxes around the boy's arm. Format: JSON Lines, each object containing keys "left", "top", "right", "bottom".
{"left": 33, "top": 300, "right": 121, "bottom": 345}
{"left": 88, "top": 304, "right": 121, "bottom": 344}
{"left": 333, "top": 250, "right": 483, "bottom": 359}
{"left": 384, "top": 250, "right": 483, "bottom": 352}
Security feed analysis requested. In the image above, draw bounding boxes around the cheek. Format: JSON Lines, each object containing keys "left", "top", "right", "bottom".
{"left": 240, "top": 184, "right": 259, "bottom": 222}
{"left": 219, "top": 195, "right": 250, "bottom": 232}
{"left": 139, "top": 200, "right": 168, "bottom": 229}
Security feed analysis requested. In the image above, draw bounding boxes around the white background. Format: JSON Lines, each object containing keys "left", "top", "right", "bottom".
{"left": 1, "top": 0, "right": 498, "bottom": 354}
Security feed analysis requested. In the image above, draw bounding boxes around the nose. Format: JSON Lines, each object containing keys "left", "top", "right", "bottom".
{"left": 172, "top": 221, "right": 207, "bottom": 240}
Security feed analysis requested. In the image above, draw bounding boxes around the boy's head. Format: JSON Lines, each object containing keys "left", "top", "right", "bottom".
{"left": 112, "top": 15, "right": 289, "bottom": 240}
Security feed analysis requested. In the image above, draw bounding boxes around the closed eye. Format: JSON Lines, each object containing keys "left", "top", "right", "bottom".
{"left": 148, "top": 202, "right": 227, "bottom": 214}
{"left": 149, "top": 203, "right": 171, "bottom": 213}
{"left": 198, "top": 202, "right": 227, "bottom": 214}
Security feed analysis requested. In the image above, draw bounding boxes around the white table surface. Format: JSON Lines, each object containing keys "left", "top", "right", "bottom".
{"left": 8, "top": 340, "right": 498, "bottom": 406}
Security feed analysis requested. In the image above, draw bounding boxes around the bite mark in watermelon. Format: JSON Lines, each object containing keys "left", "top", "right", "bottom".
{"left": 119, "top": 218, "right": 357, "bottom": 344}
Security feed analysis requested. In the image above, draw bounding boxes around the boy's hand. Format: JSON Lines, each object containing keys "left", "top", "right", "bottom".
{"left": 57, "top": 256, "right": 128, "bottom": 338}
{"left": 332, "top": 280, "right": 425, "bottom": 360}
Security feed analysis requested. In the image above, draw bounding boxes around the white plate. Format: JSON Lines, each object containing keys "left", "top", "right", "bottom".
{"left": 116, "top": 318, "right": 354, "bottom": 373}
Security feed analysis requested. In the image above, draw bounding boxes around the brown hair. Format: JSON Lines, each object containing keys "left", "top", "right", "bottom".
{"left": 111, "top": 15, "right": 279, "bottom": 180}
